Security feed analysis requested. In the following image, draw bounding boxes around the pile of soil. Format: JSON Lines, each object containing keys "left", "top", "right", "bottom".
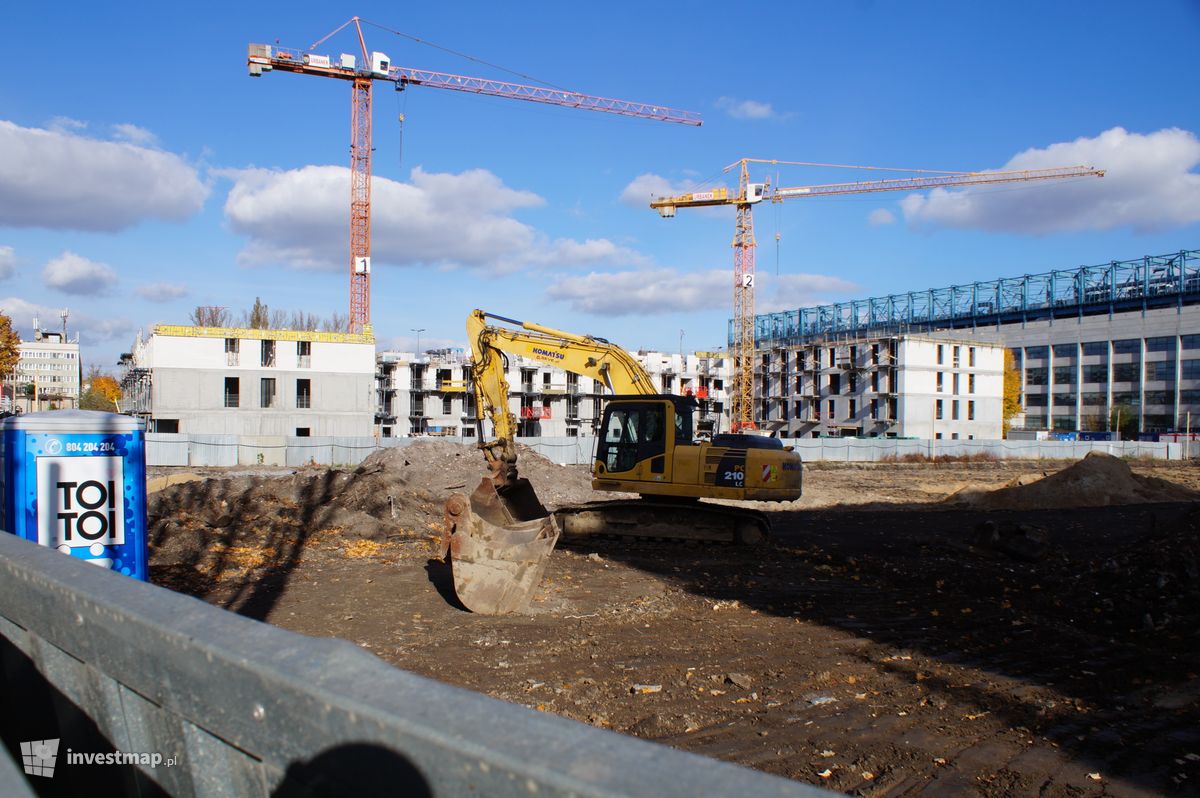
{"left": 945, "top": 451, "right": 1200, "bottom": 510}
{"left": 148, "top": 440, "right": 599, "bottom": 592}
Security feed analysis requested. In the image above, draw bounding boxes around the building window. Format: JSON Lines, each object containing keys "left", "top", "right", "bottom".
{"left": 1145, "top": 361, "right": 1175, "bottom": 382}
{"left": 829, "top": 373, "right": 841, "bottom": 394}
{"left": 849, "top": 399, "right": 857, "bottom": 418}
{"left": 225, "top": 338, "right": 239, "bottom": 367}
{"left": 1082, "top": 341, "right": 1107, "bottom": 356}
{"left": 870, "top": 398, "right": 878, "bottom": 420}
{"left": 442, "top": 395, "right": 453, "bottom": 414}
{"left": 1026, "top": 345, "right": 1049, "bottom": 361}
{"left": 152, "top": 419, "right": 179, "bottom": 433}
{"left": 295, "top": 427, "right": 311, "bottom": 437}
{"left": 827, "top": 399, "right": 836, "bottom": 418}
{"left": 968, "top": 347, "right": 976, "bottom": 367}
{"left": 297, "top": 340, "right": 312, "bottom": 368}
{"left": 1146, "top": 336, "right": 1176, "bottom": 353}
{"left": 935, "top": 399, "right": 944, "bottom": 420}
{"left": 260, "top": 378, "right": 276, "bottom": 408}
{"left": 1053, "top": 366, "right": 1076, "bottom": 384}
{"left": 952, "top": 400, "right": 960, "bottom": 420}
{"left": 1112, "top": 339, "right": 1140, "bottom": 355}
{"left": 871, "top": 372, "right": 879, "bottom": 392}
{"left": 968, "top": 374, "right": 975, "bottom": 393}
{"left": 261, "top": 340, "right": 276, "bottom": 367}
{"left": 1052, "top": 343, "right": 1076, "bottom": 359}
{"left": 296, "top": 378, "right": 311, "bottom": 409}
{"left": 224, "top": 377, "right": 239, "bottom": 408}
{"left": 936, "top": 371, "right": 944, "bottom": 392}
{"left": 849, "top": 373, "right": 858, "bottom": 393}
{"left": 953, "top": 346, "right": 961, "bottom": 367}
{"left": 937, "top": 344, "right": 944, "bottom": 365}
{"left": 829, "top": 348, "right": 836, "bottom": 367}
{"left": 1183, "top": 359, "right": 1200, "bottom": 380}
{"left": 1112, "top": 363, "right": 1138, "bottom": 383}
{"left": 952, "top": 373, "right": 960, "bottom": 394}
{"left": 968, "top": 400, "right": 975, "bottom": 420}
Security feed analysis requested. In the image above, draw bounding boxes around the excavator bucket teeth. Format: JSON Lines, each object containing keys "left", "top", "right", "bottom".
{"left": 442, "top": 477, "right": 560, "bottom": 615}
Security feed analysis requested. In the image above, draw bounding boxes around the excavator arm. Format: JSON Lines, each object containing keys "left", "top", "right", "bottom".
{"left": 467, "top": 309, "right": 656, "bottom": 489}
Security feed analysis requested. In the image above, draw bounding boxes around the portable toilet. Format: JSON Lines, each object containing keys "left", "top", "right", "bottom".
{"left": 0, "top": 410, "right": 148, "bottom": 580}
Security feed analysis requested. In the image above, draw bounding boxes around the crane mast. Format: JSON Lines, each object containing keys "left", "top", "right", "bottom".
{"left": 651, "top": 160, "right": 1105, "bottom": 432}
{"left": 249, "top": 17, "right": 701, "bottom": 334}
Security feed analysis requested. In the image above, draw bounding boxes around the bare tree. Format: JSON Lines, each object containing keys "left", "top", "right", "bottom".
{"left": 188, "top": 306, "right": 230, "bottom": 327}
{"left": 269, "top": 309, "right": 288, "bottom": 330}
{"left": 322, "top": 312, "right": 350, "bottom": 333}
{"left": 289, "top": 310, "right": 320, "bottom": 331}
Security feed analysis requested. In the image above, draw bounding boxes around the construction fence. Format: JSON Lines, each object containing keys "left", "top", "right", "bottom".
{"left": 145, "top": 433, "right": 1181, "bottom": 468}
{"left": 0, "top": 533, "right": 826, "bottom": 797}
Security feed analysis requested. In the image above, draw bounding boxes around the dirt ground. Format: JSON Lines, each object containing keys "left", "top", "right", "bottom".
{"left": 147, "top": 446, "right": 1200, "bottom": 797}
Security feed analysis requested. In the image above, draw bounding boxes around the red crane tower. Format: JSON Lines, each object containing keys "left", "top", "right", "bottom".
{"left": 651, "top": 159, "right": 1105, "bottom": 432}
{"left": 249, "top": 17, "right": 701, "bottom": 334}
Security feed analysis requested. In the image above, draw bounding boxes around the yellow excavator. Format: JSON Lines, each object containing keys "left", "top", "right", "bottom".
{"left": 442, "top": 310, "right": 803, "bottom": 614}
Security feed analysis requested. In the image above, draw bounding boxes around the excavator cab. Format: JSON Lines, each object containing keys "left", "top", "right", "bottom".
{"left": 594, "top": 396, "right": 694, "bottom": 484}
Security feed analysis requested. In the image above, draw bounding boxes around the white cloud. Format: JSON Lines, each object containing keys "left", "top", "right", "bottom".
{"left": 112, "top": 123, "right": 158, "bottom": 147}
{"left": 0, "top": 296, "right": 134, "bottom": 345}
{"left": 0, "top": 246, "right": 14, "bottom": 280}
{"left": 546, "top": 269, "right": 857, "bottom": 316}
{"left": 43, "top": 252, "right": 118, "bottom": 295}
{"left": 715, "top": 97, "right": 777, "bottom": 120}
{"left": 137, "top": 281, "right": 188, "bottom": 302}
{"left": 868, "top": 208, "right": 896, "bottom": 226}
{"left": 619, "top": 173, "right": 696, "bottom": 207}
{"left": 47, "top": 116, "right": 87, "bottom": 133}
{"left": 758, "top": 273, "right": 860, "bottom": 313}
{"left": 900, "top": 126, "right": 1200, "bottom": 234}
{"left": 0, "top": 120, "right": 209, "bottom": 231}
{"left": 222, "top": 165, "right": 641, "bottom": 274}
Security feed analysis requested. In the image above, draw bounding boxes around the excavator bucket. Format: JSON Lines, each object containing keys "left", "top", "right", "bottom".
{"left": 442, "top": 476, "right": 560, "bottom": 615}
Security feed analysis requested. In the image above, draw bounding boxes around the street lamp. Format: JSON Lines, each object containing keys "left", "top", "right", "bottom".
{"left": 411, "top": 328, "right": 425, "bottom": 357}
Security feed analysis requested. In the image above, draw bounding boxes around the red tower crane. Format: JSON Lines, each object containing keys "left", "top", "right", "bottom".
{"left": 651, "top": 159, "right": 1105, "bottom": 432}
{"left": 248, "top": 17, "right": 701, "bottom": 334}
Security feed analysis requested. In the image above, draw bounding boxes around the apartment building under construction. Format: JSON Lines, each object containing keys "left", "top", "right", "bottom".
{"left": 755, "top": 334, "right": 1005, "bottom": 439}
{"left": 376, "top": 348, "right": 733, "bottom": 439}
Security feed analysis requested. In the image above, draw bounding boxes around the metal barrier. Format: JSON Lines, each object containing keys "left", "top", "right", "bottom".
{"left": 0, "top": 534, "right": 827, "bottom": 797}
{"left": 146, "top": 433, "right": 1176, "bottom": 468}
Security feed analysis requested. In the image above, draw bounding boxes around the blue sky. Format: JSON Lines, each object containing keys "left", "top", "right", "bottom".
{"left": 2, "top": 1, "right": 1198, "bottom": 371}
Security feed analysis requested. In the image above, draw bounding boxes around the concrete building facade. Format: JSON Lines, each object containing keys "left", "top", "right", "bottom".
{"left": 376, "top": 349, "right": 733, "bottom": 440}
{"left": 10, "top": 325, "right": 81, "bottom": 412}
{"left": 749, "top": 248, "right": 1200, "bottom": 436}
{"left": 121, "top": 325, "right": 376, "bottom": 436}
{"left": 755, "top": 334, "right": 1005, "bottom": 439}
{"left": 950, "top": 306, "right": 1200, "bottom": 433}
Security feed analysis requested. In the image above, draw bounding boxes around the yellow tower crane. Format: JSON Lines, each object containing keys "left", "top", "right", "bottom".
{"left": 650, "top": 159, "right": 1105, "bottom": 432}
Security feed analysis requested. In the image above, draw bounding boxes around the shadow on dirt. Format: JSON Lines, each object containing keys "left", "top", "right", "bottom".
{"left": 560, "top": 500, "right": 1200, "bottom": 794}
{"left": 148, "top": 469, "right": 347, "bottom": 621}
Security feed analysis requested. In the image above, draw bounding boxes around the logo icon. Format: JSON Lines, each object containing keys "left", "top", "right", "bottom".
{"left": 20, "top": 738, "right": 60, "bottom": 778}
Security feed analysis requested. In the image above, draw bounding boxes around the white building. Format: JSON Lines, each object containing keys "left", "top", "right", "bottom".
{"left": 11, "top": 322, "right": 81, "bottom": 411}
{"left": 121, "top": 325, "right": 376, "bottom": 436}
{"left": 755, "top": 334, "right": 1005, "bottom": 439}
{"left": 376, "top": 348, "right": 733, "bottom": 439}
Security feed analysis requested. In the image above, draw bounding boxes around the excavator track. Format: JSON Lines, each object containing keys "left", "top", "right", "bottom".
{"left": 553, "top": 500, "right": 769, "bottom": 545}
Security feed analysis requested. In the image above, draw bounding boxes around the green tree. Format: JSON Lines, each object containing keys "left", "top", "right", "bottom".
{"left": 1109, "top": 402, "right": 1139, "bottom": 439}
{"left": 247, "top": 297, "right": 269, "bottom": 329}
{"left": 1002, "top": 349, "right": 1021, "bottom": 435}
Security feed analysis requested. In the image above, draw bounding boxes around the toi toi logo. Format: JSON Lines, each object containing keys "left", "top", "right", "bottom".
{"left": 56, "top": 480, "right": 118, "bottom": 543}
